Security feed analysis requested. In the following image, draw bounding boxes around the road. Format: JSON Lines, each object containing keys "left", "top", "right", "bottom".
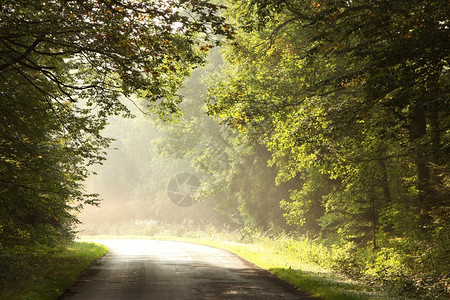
{"left": 60, "top": 239, "right": 317, "bottom": 299}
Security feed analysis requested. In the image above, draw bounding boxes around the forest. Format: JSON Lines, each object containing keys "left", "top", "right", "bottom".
{"left": 1, "top": 0, "right": 448, "bottom": 299}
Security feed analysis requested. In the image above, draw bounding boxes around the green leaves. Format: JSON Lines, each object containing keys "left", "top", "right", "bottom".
{"left": 0, "top": 0, "right": 230, "bottom": 248}
{"left": 206, "top": 1, "right": 449, "bottom": 295}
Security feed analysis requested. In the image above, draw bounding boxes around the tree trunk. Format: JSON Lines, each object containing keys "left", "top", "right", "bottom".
{"left": 410, "top": 102, "right": 431, "bottom": 226}
{"left": 429, "top": 110, "right": 441, "bottom": 164}
{"left": 378, "top": 157, "right": 392, "bottom": 203}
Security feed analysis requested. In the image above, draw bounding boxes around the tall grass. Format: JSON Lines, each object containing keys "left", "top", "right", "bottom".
{"left": 79, "top": 219, "right": 448, "bottom": 299}
{"left": 79, "top": 220, "right": 386, "bottom": 299}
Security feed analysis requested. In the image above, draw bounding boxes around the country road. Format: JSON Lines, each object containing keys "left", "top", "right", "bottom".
{"left": 60, "top": 239, "right": 317, "bottom": 299}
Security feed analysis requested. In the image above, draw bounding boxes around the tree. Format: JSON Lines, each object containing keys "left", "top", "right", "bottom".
{"left": 0, "top": 0, "right": 230, "bottom": 247}
{"left": 225, "top": 0, "right": 450, "bottom": 226}
{"left": 152, "top": 51, "right": 293, "bottom": 232}
{"left": 207, "top": 0, "right": 449, "bottom": 291}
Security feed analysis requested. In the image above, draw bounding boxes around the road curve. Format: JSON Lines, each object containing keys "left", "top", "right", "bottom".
{"left": 60, "top": 239, "right": 317, "bottom": 299}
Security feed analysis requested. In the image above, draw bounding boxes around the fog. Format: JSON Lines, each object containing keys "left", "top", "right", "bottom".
{"left": 76, "top": 105, "right": 227, "bottom": 236}
{"left": 76, "top": 49, "right": 286, "bottom": 237}
{"left": 76, "top": 58, "right": 234, "bottom": 236}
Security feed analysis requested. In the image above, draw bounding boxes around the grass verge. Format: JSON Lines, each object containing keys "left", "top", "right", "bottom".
{"left": 0, "top": 242, "right": 108, "bottom": 300}
{"left": 173, "top": 238, "right": 390, "bottom": 300}
{"left": 81, "top": 235, "right": 400, "bottom": 300}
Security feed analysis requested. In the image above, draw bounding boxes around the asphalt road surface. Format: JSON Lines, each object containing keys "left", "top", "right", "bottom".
{"left": 60, "top": 239, "right": 317, "bottom": 299}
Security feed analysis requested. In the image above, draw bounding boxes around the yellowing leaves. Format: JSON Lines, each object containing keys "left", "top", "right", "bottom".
{"left": 306, "top": 0, "right": 321, "bottom": 8}
{"left": 340, "top": 76, "right": 363, "bottom": 89}
{"left": 199, "top": 45, "right": 213, "bottom": 52}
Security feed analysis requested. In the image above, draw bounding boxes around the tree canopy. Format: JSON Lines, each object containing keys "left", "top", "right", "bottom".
{"left": 205, "top": 0, "right": 449, "bottom": 294}
{"left": 0, "top": 0, "right": 230, "bottom": 247}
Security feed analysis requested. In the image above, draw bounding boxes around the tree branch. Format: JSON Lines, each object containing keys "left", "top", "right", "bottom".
{"left": 0, "top": 36, "right": 44, "bottom": 71}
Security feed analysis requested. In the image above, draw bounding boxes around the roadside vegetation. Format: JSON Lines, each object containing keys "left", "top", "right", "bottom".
{"left": 0, "top": 242, "right": 108, "bottom": 300}
{"left": 198, "top": 236, "right": 391, "bottom": 300}
{"left": 81, "top": 223, "right": 444, "bottom": 300}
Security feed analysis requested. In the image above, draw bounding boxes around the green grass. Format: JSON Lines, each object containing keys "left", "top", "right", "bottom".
{"left": 81, "top": 235, "right": 402, "bottom": 300}
{"left": 0, "top": 242, "right": 108, "bottom": 300}
{"left": 175, "top": 238, "right": 388, "bottom": 300}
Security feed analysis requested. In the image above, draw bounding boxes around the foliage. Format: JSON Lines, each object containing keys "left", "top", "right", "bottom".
{"left": 87, "top": 1, "right": 448, "bottom": 296}
{"left": 205, "top": 0, "right": 449, "bottom": 297}
{"left": 151, "top": 51, "right": 296, "bottom": 230}
{"left": 0, "top": 0, "right": 229, "bottom": 248}
{"left": 6, "top": 0, "right": 445, "bottom": 297}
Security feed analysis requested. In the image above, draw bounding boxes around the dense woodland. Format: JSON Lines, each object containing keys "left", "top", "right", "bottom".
{"left": 1, "top": 0, "right": 448, "bottom": 298}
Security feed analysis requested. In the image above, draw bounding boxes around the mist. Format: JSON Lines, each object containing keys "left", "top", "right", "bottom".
{"left": 76, "top": 57, "right": 234, "bottom": 236}
{"left": 76, "top": 110, "right": 227, "bottom": 235}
